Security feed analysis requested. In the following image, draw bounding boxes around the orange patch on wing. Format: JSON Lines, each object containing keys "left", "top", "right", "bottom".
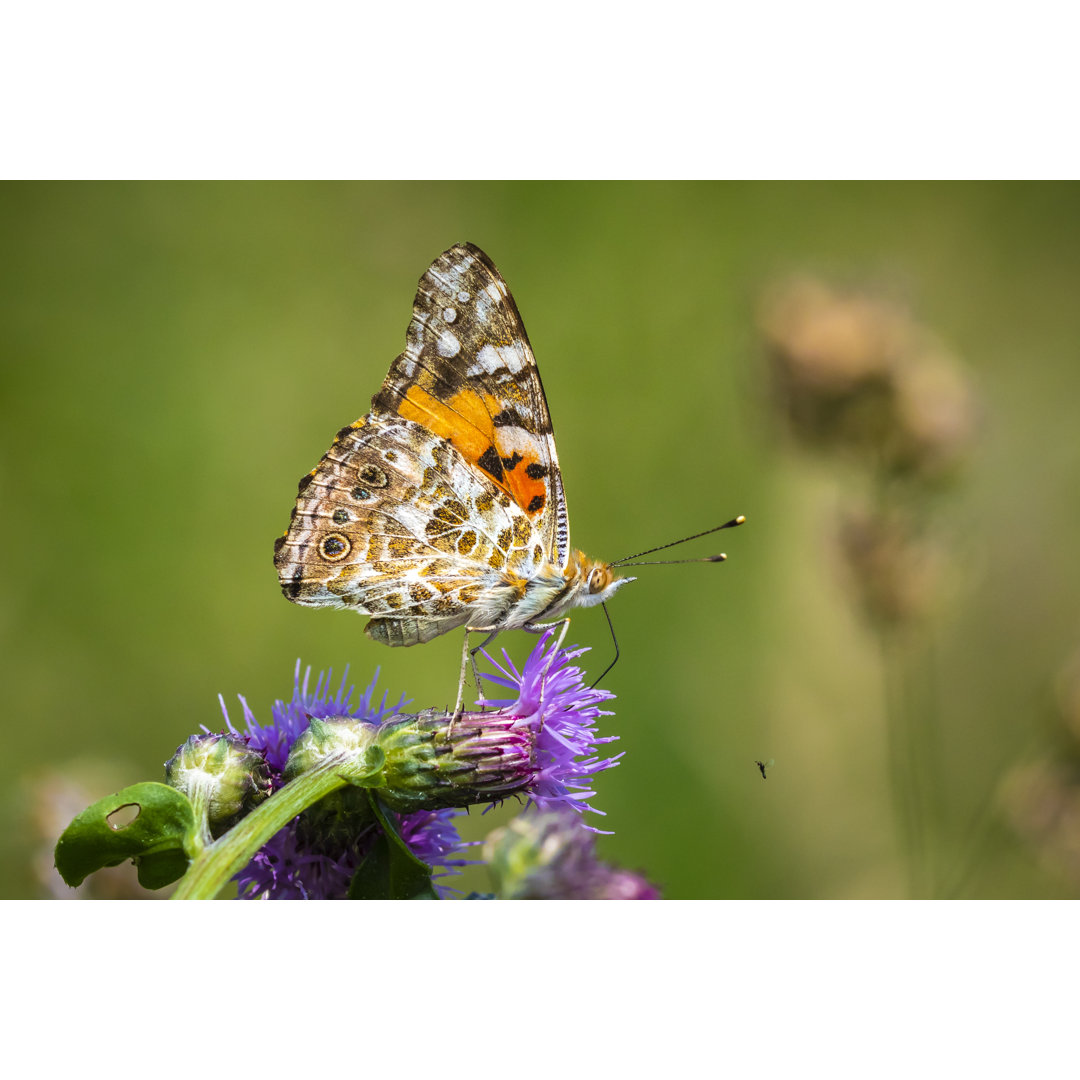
{"left": 497, "top": 447, "right": 547, "bottom": 520}
{"left": 400, "top": 385, "right": 493, "bottom": 462}
{"left": 398, "top": 385, "right": 549, "bottom": 518}
{"left": 496, "top": 440, "right": 547, "bottom": 519}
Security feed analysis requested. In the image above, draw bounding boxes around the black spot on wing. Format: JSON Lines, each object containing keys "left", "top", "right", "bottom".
{"left": 492, "top": 407, "right": 535, "bottom": 433}
{"left": 477, "top": 444, "right": 504, "bottom": 482}
{"left": 358, "top": 464, "right": 390, "bottom": 488}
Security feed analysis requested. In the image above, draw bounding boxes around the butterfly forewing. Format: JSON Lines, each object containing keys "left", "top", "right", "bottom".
{"left": 372, "top": 244, "right": 569, "bottom": 569}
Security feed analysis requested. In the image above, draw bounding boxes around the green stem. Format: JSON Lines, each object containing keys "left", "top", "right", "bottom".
{"left": 185, "top": 776, "right": 216, "bottom": 852}
{"left": 172, "top": 756, "right": 352, "bottom": 900}
{"left": 879, "top": 627, "right": 936, "bottom": 898}
{"left": 879, "top": 629, "right": 912, "bottom": 896}
{"left": 911, "top": 632, "right": 944, "bottom": 896}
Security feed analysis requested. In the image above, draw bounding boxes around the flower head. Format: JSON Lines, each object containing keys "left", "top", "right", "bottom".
{"left": 371, "top": 630, "right": 620, "bottom": 824}
{"left": 219, "top": 660, "right": 401, "bottom": 774}
{"left": 219, "top": 664, "right": 466, "bottom": 900}
{"left": 479, "top": 629, "right": 622, "bottom": 825}
{"left": 758, "top": 275, "right": 976, "bottom": 481}
{"left": 164, "top": 732, "right": 271, "bottom": 840}
{"left": 483, "top": 808, "right": 659, "bottom": 900}
{"left": 216, "top": 631, "right": 619, "bottom": 898}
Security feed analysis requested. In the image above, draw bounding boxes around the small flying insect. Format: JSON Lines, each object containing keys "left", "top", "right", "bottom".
{"left": 754, "top": 758, "right": 775, "bottom": 780}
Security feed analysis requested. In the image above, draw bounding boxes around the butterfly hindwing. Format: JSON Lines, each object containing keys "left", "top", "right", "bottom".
{"left": 274, "top": 411, "right": 545, "bottom": 627}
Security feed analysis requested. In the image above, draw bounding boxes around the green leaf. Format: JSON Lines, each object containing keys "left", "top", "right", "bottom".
{"left": 348, "top": 833, "right": 439, "bottom": 900}
{"left": 54, "top": 782, "right": 198, "bottom": 890}
{"left": 347, "top": 793, "right": 439, "bottom": 900}
{"left": 135, "top": 847, "right": 195, "bottom": 891}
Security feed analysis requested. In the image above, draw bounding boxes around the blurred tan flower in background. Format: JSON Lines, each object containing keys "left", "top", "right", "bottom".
{"left": 26, "top": 761, "right": 164, "bottom": 899}
{"left": 759, "top": 275, "right": 977, "bottom": 483}
{"left": 999, "top": 650, "right": 1080, "bottom": 892}
{"left": 756, "top": 271, "right": 982, "bottom": 897}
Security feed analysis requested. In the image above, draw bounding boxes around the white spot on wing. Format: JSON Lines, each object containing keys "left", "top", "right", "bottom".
{"left": 467, "top": 343, "right": 499, "bottom": 377}
{"left": 443, "top": 308, "right": 457, "bottom": 323}
{"left": 485, "top": 282, "right": 504, "bottom": 303}
{"left": 457, "top": 291, "right": 470, "bottom": 302}
{"left": 491, "top": 425, "right": 542, "bottom": 459}
{"left": 466, "top": 342, "right": 529, "bottom": 378}
{"left": 471, "top": 293, "right": 491, "bottom": 323}
{"left": 436, "top": 330, "right": 461, "bottom": 358}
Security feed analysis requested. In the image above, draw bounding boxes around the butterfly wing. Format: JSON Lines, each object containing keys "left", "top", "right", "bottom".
{"left": 274, "top": 243, "right": 566, "bottom": 645}
{"left": 372, "top": 243, "right": 570, "bottom": 570}
{"left": 274, "top": 413, "right": 542, "bottom": 637}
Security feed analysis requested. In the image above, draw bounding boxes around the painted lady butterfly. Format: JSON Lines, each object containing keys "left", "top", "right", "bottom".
{"left": 274, "top": 243, "right": 636, "bottom": 696}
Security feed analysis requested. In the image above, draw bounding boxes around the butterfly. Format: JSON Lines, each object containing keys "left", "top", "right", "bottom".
{"left": 274, "top": 243, "right": 743, "bottom": 705}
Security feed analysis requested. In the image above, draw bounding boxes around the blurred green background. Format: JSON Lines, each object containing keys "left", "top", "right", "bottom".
{"left": 4, "top": 181, "right": 1080, "bottom": 899}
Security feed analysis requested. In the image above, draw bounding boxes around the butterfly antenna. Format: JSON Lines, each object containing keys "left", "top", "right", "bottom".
{"left": 611, "top": 516, "right": 746, "bottom": 567}
{"left": 617, "top": 553, "right": 729, "bottom": 566}
{"left": 590, "top": 603, "right": 620, "bottom": 689}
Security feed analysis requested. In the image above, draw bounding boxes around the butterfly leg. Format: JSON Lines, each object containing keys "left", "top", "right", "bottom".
{"left": 452, "top": 625, "right": 500, "bottom": 723}
{"left": 470, "top": 631, "right": 501, "bottom": 712}
{"left": 521, "top": 618, "right": 571, "bottom": 730}
{"left": 522, "top": 617, "right": 570, "bottom": 651}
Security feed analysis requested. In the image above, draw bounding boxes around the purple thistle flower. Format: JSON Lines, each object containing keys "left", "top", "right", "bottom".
{"left": 215, "top": 630, "right": 619, "bottom": 899}
{"left": 353, "top": 629, "right": 621, "bottom": 825}
{"left": 236, "top": 806, "right": 472, "bottom": 901}
{"left": 478, "top": 629, "right": 622, "bottom": 828}
{"left": 238, "top": 819, "right": 358, "bottom": 901}
{"left": 219, "top": 661, "right": 402, "bottom": 774}
{"left": 218, "top": 664, "right": 465, "bottom": 900}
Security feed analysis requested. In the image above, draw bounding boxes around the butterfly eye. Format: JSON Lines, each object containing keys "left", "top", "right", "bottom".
{"left": 588, "top": 566, "right": 612, "bottom": 594}
{"left": 320, "top": 534, "right": 351, "bottom": 561}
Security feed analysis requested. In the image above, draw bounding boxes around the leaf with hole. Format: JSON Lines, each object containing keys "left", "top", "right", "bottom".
{"left": 54, "top": 782, "right": 198, "bottom": 891}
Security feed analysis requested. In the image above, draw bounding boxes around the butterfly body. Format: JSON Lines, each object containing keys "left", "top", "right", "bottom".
{"left": 274, "top": 243, "right": 632, "bottom": 648}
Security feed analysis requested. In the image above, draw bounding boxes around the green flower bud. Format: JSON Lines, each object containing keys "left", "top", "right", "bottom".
{"left": 165, "top": 734, "right": 270, "bottom": 840}
{"left": 484, "top": 810, "right": 660, "bottom": 900}
{"left": 372, "top": 708, "right": 535, "bottom": 814}
{"left": 283, "top": 718, "right": 384, "bottom": 851}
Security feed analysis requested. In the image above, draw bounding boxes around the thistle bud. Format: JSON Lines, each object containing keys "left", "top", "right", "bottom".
{"left": 372, "top": 708, "right": 536, "bottom": 813}
{"left": 165, "top": 733, "right": 270, "bottom": 839}
{"left": 484, "top": 810, "right": 659, "bottom": 900}
{"left": 282, "top": 718, "right": 383, "bottom": 850}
